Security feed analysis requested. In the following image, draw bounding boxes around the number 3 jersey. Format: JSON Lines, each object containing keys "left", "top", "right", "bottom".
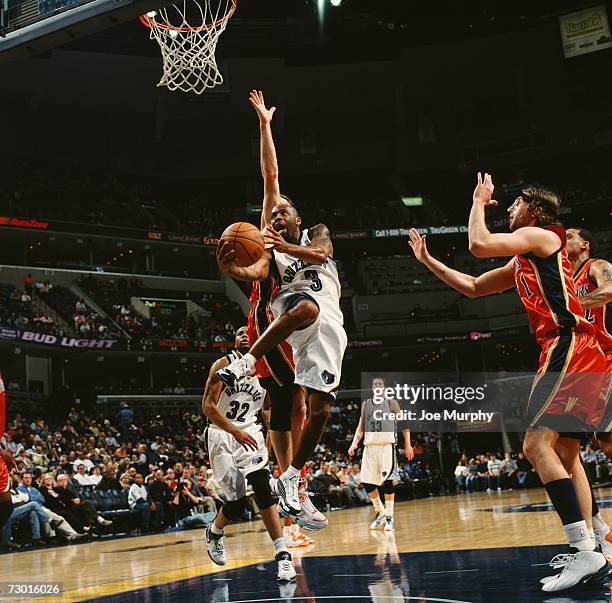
{"left": 214, "top": 351, "right": 266, "bottom": 433}
{"left": 270, "top": 227, "right": 344, "bottom": 326}
{"left": 269, "top": 227, "right": 347, "bottom": 394}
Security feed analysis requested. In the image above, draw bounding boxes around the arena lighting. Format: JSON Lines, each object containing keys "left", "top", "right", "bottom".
{"left": 330, "top": 0, "right": 341, "bottom": 6}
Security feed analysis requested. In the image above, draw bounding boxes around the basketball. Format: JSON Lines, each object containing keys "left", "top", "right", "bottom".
{"left": 219, "top": 222, "right": 265, "bottom": 267}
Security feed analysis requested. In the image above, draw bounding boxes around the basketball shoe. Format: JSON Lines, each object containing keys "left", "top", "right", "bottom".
{"left": 205, "top": 526, "right": 227, "bottom": 566}
{"left": 384, "top": 515, "right": 394, "bottom": 532}
{"left": 295, "top": 480, "right": 328, "bottom": 531}
{"left": 370, "top": 514, "right": 386, "bottom": 530}
{"left": 541, "top": 550, "right": 608, "bottom": 592}
{"left": 595, "top": 529, "right": 612, "bottom": 560}
{"left": 276, "top": 470, "right": 302, "bottom": 516}
{"left": 284, "top": 524, "right": 313, "bottom": 547}
{"left": 216, "top": 354, "right": 250, "bottom": 388}
{"left": 276, "top": 551, "right": 297, "bottom": 582}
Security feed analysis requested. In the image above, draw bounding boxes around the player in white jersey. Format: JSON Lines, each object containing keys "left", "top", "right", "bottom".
{"left": 202, "top": 326, "right": 296, "bottom": 583}
{"left": 349, "top": 377, "right": 413, "bottom": 532}
{"left": 217, "top": 201, "right": 347, "bottom": 522}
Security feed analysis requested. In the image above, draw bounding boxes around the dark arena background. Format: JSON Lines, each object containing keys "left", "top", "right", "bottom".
{"left": 0, "top": 1, "right": 611, "bottom": 601}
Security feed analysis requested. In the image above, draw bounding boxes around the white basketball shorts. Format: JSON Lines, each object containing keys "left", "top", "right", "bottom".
{"left": 207, "top": 425, "right": 268, "bottom": 501}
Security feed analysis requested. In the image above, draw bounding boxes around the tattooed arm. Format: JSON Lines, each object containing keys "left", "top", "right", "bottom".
{"left": 582, "top": 259, "right": 612, "bottom": 310}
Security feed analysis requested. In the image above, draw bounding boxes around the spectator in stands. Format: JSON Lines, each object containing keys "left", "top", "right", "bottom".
{"left": 499, "top": 453, "right": 518, "bottom": 491}
{"left": 517, "top": 452, "right": 534, "bottom": 489}
{"left": 96, "top": 469, "right": 121, "bottom": 491}
{"left": 128, "top": 473, "right": 158, "bottom": 531}
{"left": 147, "top": 469, "right": 174, "bottom": 527}
{"left": 89, "top": 467, "right": 103, "bottom": 487}
{"left": 343, "top": 465, "right": 369, "bottom": 503}
{"left": 17, "top": 473, "right": 85, "bottom": 542}
{"left": 454, "top": 460, "right": 468, "bottom": 493}
{"left": 476, "top": 454, "right": 489, "bottom": 491}
{"left": 465, "top": 458, "right": 479, "bottom": 493}
{"left": 117, "top": 403, "right": 134, "bottom": 443}
{"left": 3, "top": 480, "right": 52, "bottom": 548}
{"left": 73, "top": 463, "right": 94, "bottom": 487}
{"left": 581, "top": 444, "right": 597, "bottom": 484}
{"left": 172, "top": 479, "right": 215, "bottom": 528}
{"left": 55, "top": 474, "right": 113, "bottom": 529}
{"left": 119, "top": 474, "right": 131, "bottom": 490}
{"left": 23, "top": 274, "right": 33, "bottom": 296}
{"left": 486, "top": 453, "right": 502, "bottom": 492}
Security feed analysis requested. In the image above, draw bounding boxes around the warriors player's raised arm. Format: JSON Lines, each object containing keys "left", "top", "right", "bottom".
{"left": 249, "top": 90, "right": 282, "bottom": 229}
{"left": 409, "top": 229, "right": 515, "bottom": 298}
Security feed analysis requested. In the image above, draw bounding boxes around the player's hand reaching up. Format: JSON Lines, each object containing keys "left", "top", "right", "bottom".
{"left": 249, "top": 90, "right": 276, "bottom": 126}
{"left": 408, "top": 228, "right": 430, "bottom": 264}
{"left": 473, "top": 172, "right": 498, "bottom": 207}
{"left": 231, "top": 428, "right": 259, "bottom": 451}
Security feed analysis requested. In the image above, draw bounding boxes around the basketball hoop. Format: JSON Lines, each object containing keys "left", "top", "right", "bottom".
{"left": 140, "top": 0, "right": 236, "bottom": 95}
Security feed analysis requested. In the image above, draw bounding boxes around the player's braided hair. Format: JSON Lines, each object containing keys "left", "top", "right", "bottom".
{"left": 521, "top": 185, "right": 561, "bottom": 226}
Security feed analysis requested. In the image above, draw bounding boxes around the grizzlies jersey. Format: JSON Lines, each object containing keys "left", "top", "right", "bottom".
{"left": 214, "top": 351, "right": 266, "bottom": 432}
{"left": 271, "top": 227, "right": 343, "bottom": 325}
{"left": 361, "top": 398, "right": 400, "bottom": 446}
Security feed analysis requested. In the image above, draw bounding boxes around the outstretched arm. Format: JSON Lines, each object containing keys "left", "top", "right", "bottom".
{"left": 408, "top": 228, "right": 515, "bottom": 298}
{"left": 264, "top": 223, "right": 333, "bottom": 265}
{"left": 582, "top": 259, "right": 612, "bottom": 310}
{"left": 249, "top": 90, "right": 281, "bottom": 229}
{"left": 469, "top": 173, "right": 559, "bottom": 258}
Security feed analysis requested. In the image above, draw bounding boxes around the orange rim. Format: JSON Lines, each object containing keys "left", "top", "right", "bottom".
{"left": 139, "top": 0, "right": 236, "bottom": 32}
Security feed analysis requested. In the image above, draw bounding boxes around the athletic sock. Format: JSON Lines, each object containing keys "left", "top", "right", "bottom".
{"left": 593, "top": 511, "right": 610, "bottom": 535}
{"left": 284, "top": 465, "right": 301, "bottom": 480}
{"left": 272, "top": 537, "right": 287, "bottom": 556}
{"left": 372, "top": 496, "right": 385, "bottom": 515}
{"left": 243, "top": 353, "right": 256, "bottom": 370}
{"left": 564, "top": 520, "right": 595, "bottom": 552}
{"left": 589, "top": 528, "right": 596, "bottom": 541}
{"left": 385, "top": 500, "right": 394, "bottom": 517}
{"left": 211, "top": 524, "right": 223, "bottom": 536}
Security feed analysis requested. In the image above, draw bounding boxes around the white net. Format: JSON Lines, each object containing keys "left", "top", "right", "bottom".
{"left": 141, "top": 0, "right": 236, "bottom": 95}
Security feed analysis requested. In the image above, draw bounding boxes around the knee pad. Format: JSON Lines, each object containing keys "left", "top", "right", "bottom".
{"left": 247, "top": 469, "right": 275, "bottom": 510}
{"left": 382, "top": 480, "right": 395, "bottom": 495}
{"left": 222, "top": 497, "right": 247, "bottom": 521}
{"left": 363, "top": 483, "right": 377, "bottom": 494}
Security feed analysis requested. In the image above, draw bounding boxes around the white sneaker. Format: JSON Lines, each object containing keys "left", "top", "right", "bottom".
{"left": 283, "top": 525, "right": 312, "bottom": 547}
{"left": 206, "top": 526, "right": 227, "bottom": 566}
{"left": 540, "top": 553, "right": 574, "bottom": 584}
{"left": 370, "top": 514, "right": 386, "bottom": 530}
{"left": 295, "top": 484, "right": 328, "bottom": 531}
{"left": 96, "top": 516, "right": 113, "bottom": 526}
{"left": 541, "top": 550, "right": 607, "bottom": 592}
{"left": 595, "top": 530, "right": 612, "bottom": 561}
{"left": 216, "top": 356, "right": 249, "bottom": 388}
{"left": 276, "top": 471, "right": 301, "bottom": 517}
{"left": 276, "top": 551, "right": 297, "bottom": 582}
{"left": 384, "top": 515, "right": 394, "bottom": 532}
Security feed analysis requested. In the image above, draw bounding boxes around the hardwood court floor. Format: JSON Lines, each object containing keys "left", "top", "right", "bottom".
{"left": 4, "top": 486, "right": 612, "bottom": 602}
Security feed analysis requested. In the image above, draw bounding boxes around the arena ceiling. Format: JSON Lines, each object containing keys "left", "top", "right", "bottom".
{"left": 59, "top": 0, "right": 605, "bottom": 63}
